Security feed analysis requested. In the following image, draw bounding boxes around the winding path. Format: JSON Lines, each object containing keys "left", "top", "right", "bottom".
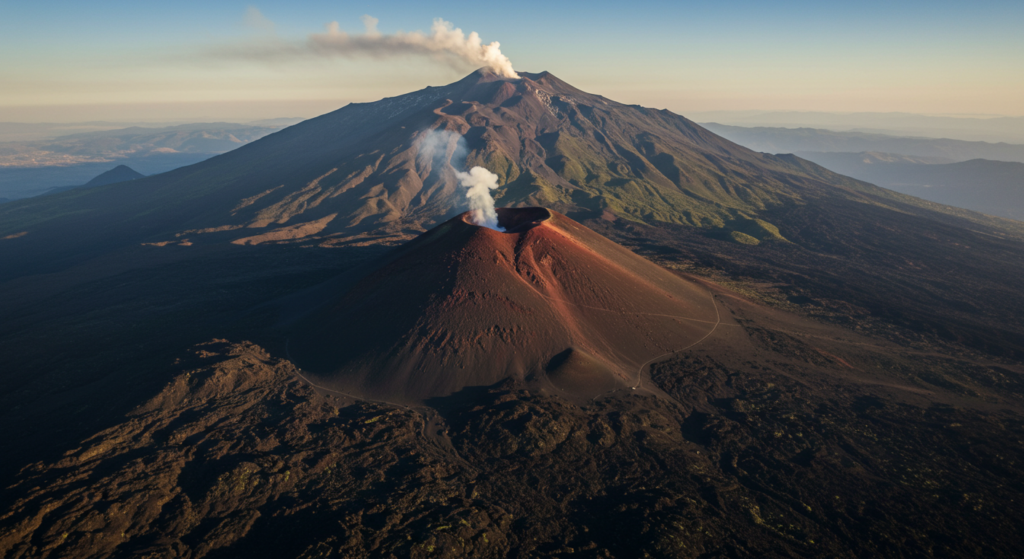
{"left": 586, "top": 287, "right": 723, "bottom": 403}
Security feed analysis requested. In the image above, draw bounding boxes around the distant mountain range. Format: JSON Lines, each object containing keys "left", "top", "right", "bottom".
{"left": 80, "top": 164, "right": 145, "bottom": 187}
{"left": 701, "top": 123, "right": 1024, "bottom": 163}
{"left": 0, "top": 122, "right": 165, "bottom": 143}
{"left": 30, "top": 165, "right": 146, "bottom": 199}
{"left": 0, "top": 122, "right": 296, "bottom": 200}
{"left": 0, "top": 122, "right": 285, "bottom": 166}
{"left": 701, "top": 124, "right": 1024, "bottom": 220}
{"left": 794, "top": 152, "right": 1024, "bottom": 221}
{"left": 0, "top": 118, "right": 305, "bottom": 143}
{"left": 0, "top": 164, "right": 148, "bottom": 203}
{"left": 691, "top": 111, "right": 1024, "bottom": 144}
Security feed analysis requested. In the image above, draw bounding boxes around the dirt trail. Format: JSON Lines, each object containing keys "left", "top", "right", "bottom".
{"left": 586, "top": 288, "right": 724, "bottom": 406}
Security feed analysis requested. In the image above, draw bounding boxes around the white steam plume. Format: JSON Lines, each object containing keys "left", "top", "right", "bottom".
{"left": 310, "top": 17, "right": 518, "bottom": 78}
{"left": 415, "top": 129, "right": 503, "bottom": 230}
{"left": 416, "top": 129, "right": 466, "bottom": 166}
{"left": 456, "top": 167, "right": 504, "bottom": 231}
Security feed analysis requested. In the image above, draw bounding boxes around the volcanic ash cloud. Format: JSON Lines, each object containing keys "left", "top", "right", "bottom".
{"left": 456, "top": 167, "right": 504, "bottom": 231}
{"left": 310, "top": 16, "right": 517, "bottom": 78}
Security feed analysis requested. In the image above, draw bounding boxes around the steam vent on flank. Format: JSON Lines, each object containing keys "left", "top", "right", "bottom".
{"left": 289, "top": 207, "right": 719, "bottom": 403}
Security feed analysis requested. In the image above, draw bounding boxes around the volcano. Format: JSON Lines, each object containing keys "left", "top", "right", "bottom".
{"left": 5, "top": 70, "right": 1024, "bottom": 558}
{"left": 289, "top": 207, "right": 718, "bottom": 402}
{"left": 2, "top": 68, "right": 981, "bottom": 279}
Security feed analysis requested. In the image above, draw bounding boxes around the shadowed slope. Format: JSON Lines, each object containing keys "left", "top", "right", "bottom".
{"left": 290, "top": 208, "right": 717, "bottom": 402}
{"left": 83, "top": 165, "right": 145, "bottom": 188}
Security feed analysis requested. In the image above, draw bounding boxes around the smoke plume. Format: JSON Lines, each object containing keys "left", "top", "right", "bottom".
{"left": 416, "top": 129, "right": 502, "bottom": 230}
{"left": 416, "top": 129, "right": 466, "bottom": 166}
{"left": 309, "top": 17, "right": 517, "bottom": 78}
{"left": 456, "top": 167, "right": 504, "bottom": 231}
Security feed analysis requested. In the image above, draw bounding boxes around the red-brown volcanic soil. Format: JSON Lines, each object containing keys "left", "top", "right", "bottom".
{"left": 290, "top": 207, "right": 719, "bottom": 402}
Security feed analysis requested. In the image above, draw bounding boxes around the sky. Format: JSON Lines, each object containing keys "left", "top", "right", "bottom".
{"left": 1, "top": 0, "right": 1022, "bottom": 122}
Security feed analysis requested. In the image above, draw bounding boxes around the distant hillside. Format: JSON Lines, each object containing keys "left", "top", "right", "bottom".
{"left": 83, "top": 165, "right": 145, "bottom": 187}
{"left": 0, "top": 123, "right": 285, "bottom": 200}
{"left": 701, "top": 123, "right": 1024, "bottom": 164}
{"left": 44, "top": 165, "right": 147, "bottom": 196}
{"left": 796, "top": 152, "right": 1024, "bottom": 221}
{"left": 804, "top": 151, "right": 951, "bottom": 165}
{"left": 690, "top": 111, "right": 1024, "bottom": 144}
{"left": 0, "top": 122, "right": 154, "bottom": 143}
{"left": 0, "top": 119, "right": 305, "bottom": 143}
{"left": 0, "top": 154, "right": 211, "bottom": 201}
{"left": 29, "top": 122, "right": 282, "bottom": 159}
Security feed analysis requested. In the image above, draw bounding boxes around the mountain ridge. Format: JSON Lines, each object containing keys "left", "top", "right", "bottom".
{"left": 793, "top": 152, "right": 1024, "bottom": 221}
{"left": 702, "top": 122, "right": 1024, "bottom": 163}
{"left": 4, "top": 69, "right": 1022, "bottom": 282}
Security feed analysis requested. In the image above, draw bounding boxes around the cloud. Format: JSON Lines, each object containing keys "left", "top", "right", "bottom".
{"left": 416, "top": 128, "right": 466, "bottom": 167}
{"left": 242, "top": 6, "right": 275, "bottom": 33}
{"left": 216, "top": 14, "right": 517, "bottom": 78}
{"left": 309, "top": 17, "right": 517, "bottom": 78}
{"left": 359, "top": 15, "right": 380, "bottom": 37}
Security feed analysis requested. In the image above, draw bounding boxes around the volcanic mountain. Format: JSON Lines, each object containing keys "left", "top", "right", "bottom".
{"left": 289, "top": 207, "right": 718, "bottom": 402}
{"left": 4, "top": 71, "right": 1024, "bottom": 558}
{"left": 6, "top": 68, "right": 1015, "bottom": 280}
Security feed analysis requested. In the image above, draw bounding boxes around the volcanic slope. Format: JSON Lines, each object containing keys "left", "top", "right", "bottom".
{"left": 289, "top": 207, "right": 718, "bottom": 402}
{"left": 6, "top": 69, "right": 1017, "bottom": 281}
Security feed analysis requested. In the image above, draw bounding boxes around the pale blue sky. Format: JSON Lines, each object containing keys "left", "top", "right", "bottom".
{"left": 1, "top": 1, "right": 1021, "bottom": 121}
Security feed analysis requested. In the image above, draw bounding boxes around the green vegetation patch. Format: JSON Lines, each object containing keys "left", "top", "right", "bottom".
{"left": 466, "top": 149, "right": 520, "bottom": 186}
{"left": 729, "top": 231, "right": 761, "bottom": 245}
{"left": 496, "top": 170, "right": 571, "bottom": 206}
{"left": 746, "top": 218, "right": 788, "bottom": 242}
{"left": 708, "top": 217, "right": 790, "bottom": 245}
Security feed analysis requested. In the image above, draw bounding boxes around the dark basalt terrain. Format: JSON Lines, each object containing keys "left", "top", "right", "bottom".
{"left": 3, "top": 285, "right": 1022, "bottom": 558}
{"left": 3, "top": 209, "right": 1024, "bottom": 558}
{"left": 2, "top": 71, "right": 1024, "bottom": 558}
